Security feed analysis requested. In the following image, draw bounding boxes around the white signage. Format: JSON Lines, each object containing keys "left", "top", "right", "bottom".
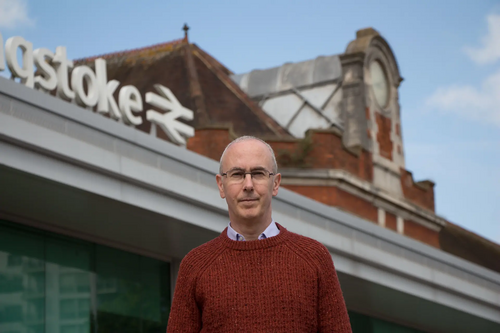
{"left": 0, "top": 33, "right": 195, "bottom": 145}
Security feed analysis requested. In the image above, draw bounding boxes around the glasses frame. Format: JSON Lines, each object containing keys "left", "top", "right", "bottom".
{"left": 220, "top": 169, "right": 276, "bottom": 183}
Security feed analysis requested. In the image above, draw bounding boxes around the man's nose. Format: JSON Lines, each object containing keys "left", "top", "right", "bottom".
{"left": 242, "top": 173, "right": 254, "bottom": 190}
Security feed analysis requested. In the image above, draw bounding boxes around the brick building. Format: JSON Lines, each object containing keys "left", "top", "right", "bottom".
{"left": 1, "top": 27, "right": 499, "bottom": 332}
{"left": 75, "top": 27, "right": 500, "bottom": 271}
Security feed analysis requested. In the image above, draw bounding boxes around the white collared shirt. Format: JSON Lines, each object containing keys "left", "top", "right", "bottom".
{"left": 227, "top": 220, "right": 280, "bottom": 241}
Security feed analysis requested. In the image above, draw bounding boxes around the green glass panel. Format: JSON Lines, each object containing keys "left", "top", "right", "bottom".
{"left": 140, "top": 257, "right": 171, "bottom": 332}
{"left": 349, "top": 310, "right": 427, "bottom": 333}
{"left": 95, "top": 245, "right": 142, "bottom": 332}
{"left": 95, "top": 245, "right": 170, "bottom": 333}
{"left": 0, "top": 220, "right": 170, "bottom": 333}
{"left": 45, "top": 237, "right": 93, "bottom": 333}
{"left": 0, "top": 222, "right": 45, "bottom": 333}
{"left": 349, "top": 311, "right": 372, "bottom": 333}
{"left": 372, "top": 318, "right": 426, "bottom": 333}
{"left": 349, "top": 311, "right": 425, "bottom": 333}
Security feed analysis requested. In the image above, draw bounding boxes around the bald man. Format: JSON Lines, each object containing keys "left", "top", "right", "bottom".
{"left": 167, "top": 136, "right": 351, "bottom": 333}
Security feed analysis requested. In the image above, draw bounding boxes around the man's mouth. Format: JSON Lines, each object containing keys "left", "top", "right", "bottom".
{"left": 239, "top": 198, "right": 258, "bottom": 203}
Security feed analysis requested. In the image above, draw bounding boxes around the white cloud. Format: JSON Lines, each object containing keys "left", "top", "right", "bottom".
{"left": 464, "top": 14, "right": 500, "bottom": 65}
{"left": 0, "top": 0, "right": 34, "bottom": 29}
{"left": 426, "top": 68, "right": 500, "bottom": 127}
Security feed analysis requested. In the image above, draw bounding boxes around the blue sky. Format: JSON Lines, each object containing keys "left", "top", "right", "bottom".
{"left": 1, "top": 0, "right": 499, "bottom": 243}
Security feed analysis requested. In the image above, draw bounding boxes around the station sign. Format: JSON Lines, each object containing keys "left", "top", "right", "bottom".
{"left": 0, "top": 33, "right": 194, "bottom": 145}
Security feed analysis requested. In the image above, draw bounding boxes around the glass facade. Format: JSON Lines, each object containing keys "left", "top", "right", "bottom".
{"left": 0, "top": 220, "right": 170, "bottom": 333}
{"left": 349, "top": 311, "right": 427, "bottom": 333}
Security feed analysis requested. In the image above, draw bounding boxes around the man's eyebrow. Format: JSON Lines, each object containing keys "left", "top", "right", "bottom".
{"left": 226, "top": 167, "right": 244, "bottom": 173}
{"left": 226, "top": 166, "right": 268, "bottom": 172}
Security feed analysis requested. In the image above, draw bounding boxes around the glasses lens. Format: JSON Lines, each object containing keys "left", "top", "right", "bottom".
{"left": 228, "top": 170, "right": 244, "bottom": 181}
{"left": 225, "top": 170, "right": 270, "bottom": 183}
{"left": 251, "top": 170, "right": 268, "bottom": 181}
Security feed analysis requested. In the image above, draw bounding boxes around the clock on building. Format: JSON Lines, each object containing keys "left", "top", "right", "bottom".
{"left": 370, "top": 60, "right": 389, "bottom": 108}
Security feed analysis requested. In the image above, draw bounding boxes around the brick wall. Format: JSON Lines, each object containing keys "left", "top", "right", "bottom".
{"left": 404, "top": 220, "right": 440, "bottom": 248}
{"left": 334, "top": 187, "right": 378, "bottom": 223}
{"left": 400, "top": 168, "right": 435, "bottom": 212}
{"left": 282, "top": 185, "right": 378, "bottom": 224}
{"left": 268, "top": 130, "right": 373, "bottom": 182}
{"left": 375, "top": 113, "right": 393, "bottom": 161}
{"left": 187, "top": 128, "right": 233, "bottom": 162}
{"left": 284, "top": 183, "right": 440, "bottom": 248}
{"left": 385, "top": 211, "right": 398, "bottom": 232}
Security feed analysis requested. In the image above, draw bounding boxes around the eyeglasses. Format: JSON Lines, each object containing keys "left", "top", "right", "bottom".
{"left": 221, "top": 169, "right": 275, "bottom": 184}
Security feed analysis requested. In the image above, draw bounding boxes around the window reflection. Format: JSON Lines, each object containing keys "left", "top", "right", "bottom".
{"left": 95, "top": 246, "right": 170, "bottom": 332}
{"left": 0, "top": 221, "right": 170, "bottom": 333}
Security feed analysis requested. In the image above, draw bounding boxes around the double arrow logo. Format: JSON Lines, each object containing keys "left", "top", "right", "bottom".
{"left": 0, "top": 33, "right": 196, "bottom": 146}
{"left": 146, "top": 84, "right": 194, "bottom": 145}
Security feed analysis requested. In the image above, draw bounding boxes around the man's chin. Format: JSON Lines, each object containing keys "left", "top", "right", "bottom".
{"left": 236, "top": 208, "right": 261, "bottom": 221}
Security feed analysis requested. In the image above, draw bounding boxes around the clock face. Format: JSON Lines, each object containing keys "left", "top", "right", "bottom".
{"left": 370, "top": 61, "right": 389, "bottom": 108}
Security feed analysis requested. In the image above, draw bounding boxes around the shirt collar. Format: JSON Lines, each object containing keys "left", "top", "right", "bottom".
{"left": 227, "top": 220, "right": 280, "bottom": 241}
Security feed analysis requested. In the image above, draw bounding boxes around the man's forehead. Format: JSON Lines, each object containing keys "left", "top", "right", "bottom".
{"left": 223, "top": 140, "right": 272, "bottom": 167}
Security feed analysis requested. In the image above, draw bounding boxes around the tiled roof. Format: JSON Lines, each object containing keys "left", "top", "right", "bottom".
{"left": 73, "top": 38, "right": 290, "bottom": 140}
{"left": 440, "top": 222, "right": 500, "bottom": 274}
{"left": 74, "top": 38, "right": 187, "bottom": 64}
{"left": 192, "top": 44, "right": 289, "bottom": 137}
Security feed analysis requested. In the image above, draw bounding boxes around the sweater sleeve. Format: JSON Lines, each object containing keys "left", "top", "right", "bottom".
{"left": 316, "top": 246, "right": 352, "bottom": 333}
{"left": 166, "top": 257, "right": 202, "bottom": 333}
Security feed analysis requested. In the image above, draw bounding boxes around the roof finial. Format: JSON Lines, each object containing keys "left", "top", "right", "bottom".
{"left": 182, "top": 23, "right": 190, "bottom": 42}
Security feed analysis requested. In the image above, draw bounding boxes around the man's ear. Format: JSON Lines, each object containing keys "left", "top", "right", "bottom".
{"left": 272, "top": 173, "right": 281, "bottom": 197}
{"left": 216, "top": 174, "right": 226, "bottom": 199}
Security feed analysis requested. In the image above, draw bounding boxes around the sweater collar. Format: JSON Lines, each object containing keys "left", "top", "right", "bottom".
{"left": 220, "top": 223, "right": 290, "bottom": 250}
{"left": 227, "top": 219, "right": 280, "bottom": 241}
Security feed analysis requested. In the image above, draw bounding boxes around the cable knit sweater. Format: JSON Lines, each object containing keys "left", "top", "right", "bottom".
{"left": 167, "top": 224, "right": 352, "bottom": 332}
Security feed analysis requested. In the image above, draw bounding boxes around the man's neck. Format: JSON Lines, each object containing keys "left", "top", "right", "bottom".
{"left": 230, "top": 217, "right": 272, "bottom": 241}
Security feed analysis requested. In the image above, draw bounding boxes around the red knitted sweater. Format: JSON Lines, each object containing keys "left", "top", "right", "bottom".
{"left": 167, "top": 224, "right": 352, "bottom": 332}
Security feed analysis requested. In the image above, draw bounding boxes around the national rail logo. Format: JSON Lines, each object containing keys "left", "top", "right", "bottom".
{"left": 0, "top": 33, "right": 194, "bottom": 145}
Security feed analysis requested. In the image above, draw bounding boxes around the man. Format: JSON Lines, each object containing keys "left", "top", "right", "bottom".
{"left": 167, "top": 136, "right": 352, "bottom": 332}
